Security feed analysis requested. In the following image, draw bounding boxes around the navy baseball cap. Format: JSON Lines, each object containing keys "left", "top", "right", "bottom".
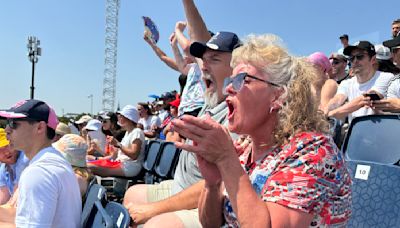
{"left": 343, "top": 41, "right": 376, "bottom": 56}
{"left": 190, "top": 31, "right": 241, "bottom": 58}
{"left": 0, "top": 99, "right": 59, "bottom": 130}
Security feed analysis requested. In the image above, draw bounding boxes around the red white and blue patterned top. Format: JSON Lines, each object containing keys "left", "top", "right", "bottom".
{"left": 223, "top": 132, "right": 352, "bottom": 227}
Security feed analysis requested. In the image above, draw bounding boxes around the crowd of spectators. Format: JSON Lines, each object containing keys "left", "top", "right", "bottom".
{"left": 0, "top": 0, "right": 400, "bottom": 227}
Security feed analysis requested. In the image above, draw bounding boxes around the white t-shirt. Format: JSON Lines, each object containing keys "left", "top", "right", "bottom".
{"left": 138, "top": 115, "right": 161, "bottom": 133}
{"left": 179, "top": 63, "right": 206, "bottom": 115}
{"left": 381, "top": 74, "right": 400, "bottom": 98}
{"left": 116, "top": 128, "right": 145, "bottom": 168}
{"left": 16, "top": 146, "right": 81, "bottom": 228}
{"left": 337, "top": 71, "right": 393, "bottom": 122}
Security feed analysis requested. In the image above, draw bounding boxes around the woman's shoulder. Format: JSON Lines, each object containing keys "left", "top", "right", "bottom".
{"left": 284, "top": 132, "right": 337, "bottom": 158}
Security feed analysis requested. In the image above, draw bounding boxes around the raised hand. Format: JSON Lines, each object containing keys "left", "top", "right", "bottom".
{"left": 175, "top": 21, "right": 187, "bottom": 31}
{"left": 172, "top": 114, "right": 236, "bottom": 167}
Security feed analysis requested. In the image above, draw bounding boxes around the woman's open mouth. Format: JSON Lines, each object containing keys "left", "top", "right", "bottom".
{"left": 226, "top": 99, "right": 235, "bottom": 120}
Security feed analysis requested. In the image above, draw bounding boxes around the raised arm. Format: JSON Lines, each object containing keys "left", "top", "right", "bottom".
{"left": 170, "top": 32, "right": 191, "bottom": 75}
{"left": 143, "top": 33, "right": 179, "bottom": 72}
{"left": 181, "top": 0, "right": 211, "bottom": 42}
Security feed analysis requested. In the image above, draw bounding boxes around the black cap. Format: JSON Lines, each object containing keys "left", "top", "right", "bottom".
{"left": 383, "top": 36, "right": 400, "bottom": 49}
{"left": 190, "top": 31, "right": 241, "bottom": 58}
{"left": 339, "top": 34, "right": 349, "bottom": 40}
{"left": 161, "top": 92, "right": 175, "bottom": 100}
{"left": 343, "top": 41, "right": 376, "bottom": 56}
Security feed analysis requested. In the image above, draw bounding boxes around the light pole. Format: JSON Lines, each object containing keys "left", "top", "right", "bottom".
{"left": 88, "top": 94, "right": 93, "bottom": 115}
{"left": 27, "top": 36, "right": 41, "bottom": 99}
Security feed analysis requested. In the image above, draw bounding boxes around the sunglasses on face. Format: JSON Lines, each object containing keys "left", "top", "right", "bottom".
{"left": 223, "top": 72, "right": 280, "bottom": 95}
{"left": 392, "top": 48, "right": 400, "bottom": 54}
{"left": 6, "top": 118, "right": 36, "bottom": 130}
{"left": 349, "top": 54, "right": 366, "bottom": 62}
{"left": 331, "top": 59, "right": 344, "bottom": 65}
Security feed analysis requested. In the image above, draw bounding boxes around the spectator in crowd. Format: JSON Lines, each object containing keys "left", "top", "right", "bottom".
{"left": 100, "top": 111, "right": 125, "bottom": 142}
{"left": 307, "top": 52, "right": 337, "bottom": 111}
{"left": 123, "top": 1, "right": 240, "bottom": 226}
{"left": 85, "top": 119, "right": 107, "bottom": 157}
{"left": 372, "top": 36, "right": 400, "bottom": 112}
{"left": 53, "top": 134, "right": 93, "bottom": 197}
{"left": 327, "top": 41, "right": 394, "bottom": 122}
{"left": 89, "top": 105, "right": 145, "bottom": 178}
{"left": 173, "top": 34, "right": 352, "bottom": 227}
{"left": 137, "top": 103, "right": 161, "bottom": 139}
{"left": 158, "top": 92, "right": 175, "bottom": 123}
{"left": 75, "top": 114, "right": 92, "bottom": 138}
{"left": 391, "top": 18, "right": 400, "bottom": 38}
{"left": 374, "top": 44, "right": 400, "bottom": 74}
{"left": 338, "top": 34, "right": 349, "bottom": 56}
{"left": 0, "top": 99, "right": 81, "bottom": 227}
{"left": 0, "top": 128, "right": 29, "bottom": 205}
{"left": 163, "top": 97, "right": 184, "bottom": 143}
{"left": 329, "top": 53, "right": 349, "bottom": 83}
{"left": 53, "top": 122, "right": 71, "bottom": 142}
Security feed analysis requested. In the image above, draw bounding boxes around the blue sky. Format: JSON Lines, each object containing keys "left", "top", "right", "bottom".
{"left": 0, "top": 0, "right": 398, "bottom": 116}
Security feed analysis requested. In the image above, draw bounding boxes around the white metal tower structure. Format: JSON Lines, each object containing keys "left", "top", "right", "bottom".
{"left": 102, "top": 0, "right": 120, "bottom": 111}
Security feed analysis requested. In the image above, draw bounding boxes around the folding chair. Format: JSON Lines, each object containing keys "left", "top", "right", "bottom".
{"left": 342, "top": 115, "right": 400, "bottom": 164}
{"left": 154, "top": 142, "right": 181, "bottom": 182}
{"left": 142, "top": 140, "right": 163, "bottom": 184}
{"left": 345, "top": 160, "right": 400, "bottom": 227}
{"left": 81, "top": 184, "right": 107, "bottom": 228}
{"left": 91, "top": 201, "right": 130, "bottom": 228}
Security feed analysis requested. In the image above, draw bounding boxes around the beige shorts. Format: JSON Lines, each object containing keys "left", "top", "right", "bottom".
{"left": 147, "top": 180, "right": 201, "bottom": 228}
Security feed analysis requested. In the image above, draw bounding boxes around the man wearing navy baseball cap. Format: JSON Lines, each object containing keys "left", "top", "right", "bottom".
{"left": 123, "top": 1, "right": 241, "bottom": 227}
{"left": 0, "top": 99, "right": 81, "bottom": 228}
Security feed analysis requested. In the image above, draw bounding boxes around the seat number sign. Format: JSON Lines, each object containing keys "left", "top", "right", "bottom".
{"left": 355, "top": 164, "right": 371, "bottom": 180}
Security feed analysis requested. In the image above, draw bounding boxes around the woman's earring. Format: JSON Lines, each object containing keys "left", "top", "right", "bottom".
{"left": 269, "top": 107, "right": 274, "bottom": 114}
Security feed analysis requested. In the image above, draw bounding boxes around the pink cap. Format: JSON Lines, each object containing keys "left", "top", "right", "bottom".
{"left": 307, "top": 52, "right": 332, "bottom": 73}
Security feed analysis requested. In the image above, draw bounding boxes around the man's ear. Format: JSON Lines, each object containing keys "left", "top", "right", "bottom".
{"left": 36, "top": 121, "right": 47, "bottom": 135}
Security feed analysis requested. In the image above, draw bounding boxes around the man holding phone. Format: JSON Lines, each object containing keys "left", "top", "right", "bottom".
{"left": 326, "top": 41, "right": 394, "bottom": 122}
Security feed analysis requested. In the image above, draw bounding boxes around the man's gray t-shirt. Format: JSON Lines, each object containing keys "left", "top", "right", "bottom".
{"left": 172, "top": 101, "right": 233, "bottom": 194}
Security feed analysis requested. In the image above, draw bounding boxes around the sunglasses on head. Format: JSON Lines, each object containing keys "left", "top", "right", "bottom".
{"left": 349, "top": 54, "right": 366, "bottom": 62}
{"left": 223, "top": 72, "right": 280, "bottom": 95}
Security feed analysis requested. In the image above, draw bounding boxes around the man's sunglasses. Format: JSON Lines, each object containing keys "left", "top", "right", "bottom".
{"left": 349, "top": 54, "right": 366, "bottom": 62}
{"left": 331, "top": 59, "right": 345, "bottom": 65}
{"left": 223, "top": 72, "right": 280, "bottom": 95}
{"left": 6, "top": 118, "right": 38, "bottom": 130}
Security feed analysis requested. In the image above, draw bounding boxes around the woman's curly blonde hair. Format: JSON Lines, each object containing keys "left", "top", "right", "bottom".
{"left": 231, "top": 34, "right": 329, "bottom": 146}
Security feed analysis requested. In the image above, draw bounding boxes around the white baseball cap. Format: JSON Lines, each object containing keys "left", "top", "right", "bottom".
{"left": 84, "top": 119, "right": 102, "bottom": 131}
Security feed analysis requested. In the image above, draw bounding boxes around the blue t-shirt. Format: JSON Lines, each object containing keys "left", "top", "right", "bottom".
{"left": 0, "top": 151, "right": 29, "bottom": 195}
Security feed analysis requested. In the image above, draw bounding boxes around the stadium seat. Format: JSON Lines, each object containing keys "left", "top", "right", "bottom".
{"left": 345, "top": 160, "right": 400, "bottom": 227}
{"left": 142, "top": 140, "right": 163, "bottom": 184}
{"left": 342, "top": 115, "right": 400, "bottom": 164}
{"left": 154, "top": 142, "right": 181, "bottom": 182}
{"left": 81, "top": 184, "right": 107, "bottom": 228}
{"left": 91, "top": 201, "right": 130, "bottom": 228}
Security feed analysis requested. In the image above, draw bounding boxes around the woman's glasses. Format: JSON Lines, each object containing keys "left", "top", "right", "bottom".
{"left": 223, "top": 72, "right": 280, "bottom": 95}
